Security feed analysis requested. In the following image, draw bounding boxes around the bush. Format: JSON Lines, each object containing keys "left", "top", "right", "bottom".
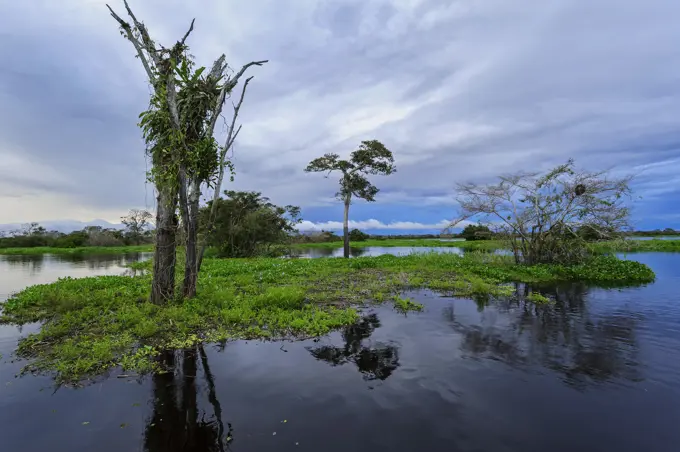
{"left": 461, "top": 224, "right": 493, "bottom": 241}
{"left": 85, "top": 229, "right": 125, "bottom": 247}
{"left": 202, "top": 190, "right": 302, "bottom": 258}
{"left": 53, "top": 232, "right": 89, "bottom": 248}
{"left": 292, "top": 231, "right": 342, "bottom": 243}
{"left": 348, "top": 229, "right": 370, "bottom": 242}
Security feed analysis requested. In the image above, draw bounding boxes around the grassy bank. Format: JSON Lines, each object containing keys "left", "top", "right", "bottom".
{"left": 0, "top": 252, "right": 654, "bottom": 383}
{"left": 591, "top": 239, "right": 680, "bottom": 253}
{"left": 0, "top": 245, "right": 154, "bottom": 255}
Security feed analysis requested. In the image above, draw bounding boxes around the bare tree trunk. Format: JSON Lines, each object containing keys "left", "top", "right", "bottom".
{"left": 199, "top": 345, "right": 227, "bottom": 452}
{"left": 181, "top": 348, "right": 198, "bottom": 447}
{"left": 343, "top": 196, "right": 351, "bottom": 259}
{"left": 197, "top": 77, "right": 253, "bottom": 272}
{"left": 151, "top": 186, "right": 177, "bottom": 304}
{"left": 183, "top": 179, "right": 200, "bottom": 298}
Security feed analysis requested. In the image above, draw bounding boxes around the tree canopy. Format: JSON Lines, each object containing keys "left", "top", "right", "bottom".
{"left": 304, "top": 140, "right": 396, "bottom": 202}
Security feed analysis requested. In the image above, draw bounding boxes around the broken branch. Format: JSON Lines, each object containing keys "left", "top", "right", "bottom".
{"left": 106, "top": 4, "right": 155, "bottom": 81}
{"left": 180, "top": 19, "right": 196, "bottom": 46}
{"left": 224, "top": 60, "right": 268, "bottom": 92}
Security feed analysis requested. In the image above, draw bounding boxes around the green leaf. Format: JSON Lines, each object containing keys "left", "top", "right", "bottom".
{"left": 192, "top": 67, "right": 206, "bottom": 82}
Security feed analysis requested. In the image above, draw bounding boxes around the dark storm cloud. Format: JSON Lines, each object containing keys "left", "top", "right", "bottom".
{"left": 0, "top": 0, "right": 679, "bottom": 223}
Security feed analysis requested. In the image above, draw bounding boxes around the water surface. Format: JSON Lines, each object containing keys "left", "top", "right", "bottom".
{"left": 1, "top": 251, "right": 679, "bottom": 452}
{"left": 290, "top": 245, "right": 511, "bottom": 258}
{"left": 290, "top": 246, "right": 466, "bottom": 258}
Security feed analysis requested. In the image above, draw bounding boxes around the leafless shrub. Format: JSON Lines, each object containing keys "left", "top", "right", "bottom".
{"left": 447, "top": 159, "right": 633, "bottom": 265}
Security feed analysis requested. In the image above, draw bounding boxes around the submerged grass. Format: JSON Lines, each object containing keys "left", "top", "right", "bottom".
{"left": 392, "top": 295, "right": 424, "bottom": 313}
{"left": 0, "top": 245, "right": 154, "bottom": 255}
{"left": 0, "top": 252, "right": 654, "bottom": 383}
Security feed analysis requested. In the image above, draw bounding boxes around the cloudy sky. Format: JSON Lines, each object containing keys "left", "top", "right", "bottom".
{"left": 1, "top": 0, "right": 679, "bottom": 232}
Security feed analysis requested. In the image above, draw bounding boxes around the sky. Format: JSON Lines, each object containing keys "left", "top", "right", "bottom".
{"left": 1, "top": 0, "right": 679, "bottom": 233}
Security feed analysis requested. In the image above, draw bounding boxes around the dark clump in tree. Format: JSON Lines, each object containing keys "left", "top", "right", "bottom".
{"left": 448, "top": 159, "right": 633, "bottom": 265}
{"left": 201, "top": 191, "right": 301, "bottom": 258}
{"left": 460, "top": 224, "right": 493, "bottom": 241}
{"left": 304, "top": 140, "right": 396, "bottom": 258}
{"left": 348, "top": 229, "right": 369, "bottom": 242}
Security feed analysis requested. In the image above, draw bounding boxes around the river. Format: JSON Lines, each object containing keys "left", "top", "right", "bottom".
{"left": 1, "top": 250, "right": 679, "bottom": 452}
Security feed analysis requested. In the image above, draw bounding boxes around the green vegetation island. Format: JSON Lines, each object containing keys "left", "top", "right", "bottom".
{"left": 1, "top": 252, "right": 654, "bottom": 383}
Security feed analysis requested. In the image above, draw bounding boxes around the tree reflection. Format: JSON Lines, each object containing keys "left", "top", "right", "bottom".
{"left": 2, "top": 254, "right": 45, "bottom": 274}
{"left": 0, "top": 253, "right": 149, "bottom": 272}
{"left": 349, "top": 247, "right": 367, "bottom": 257}
{"left": 79, "top": 253, "right": 146, "bottom": 270}
{"left": 444, "top": 282, "right": 643, "bottom": 389}
{"left": 307, "top": 313, "right": 400, "bottom": 381}
{"left": 312, "top": 247, "right": 338, "bottom": 257}
{"left": 144, "top": 347, "right": 230, "bottom": 452}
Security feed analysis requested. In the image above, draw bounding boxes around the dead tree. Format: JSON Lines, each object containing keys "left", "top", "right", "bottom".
{"left": 107, "top": 0, "right": 266, "bottom": 300}
{"left": 448, "top": 159, "right": 633, "bottom": 265}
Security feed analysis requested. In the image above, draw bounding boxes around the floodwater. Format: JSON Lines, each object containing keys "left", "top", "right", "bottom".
{"left": 290, "top": 245, "right": 467, "bottom": 258}
{"left": 1, "top": 251, "right": 680, "bottom": 452}
{"left": 290, "top": 245, "right": 511, "bottom": 258}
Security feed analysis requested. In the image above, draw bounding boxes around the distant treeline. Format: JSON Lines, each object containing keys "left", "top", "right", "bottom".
{"left": 0, "top": 222, "right": 153, "bottom": 249}
{"left": 368, "top": 233, "right": 449, "bottom": 240}
{"left": 2, "top": 217, "right": 677, "bottom": 251}
{"left": 627, "top": 228, "right": 679, "bottom": 236}
{"left": 291, "top": 231, "right": 456, "bottom": 243}
{"left": 292, "top": 227, "right": 680, "bottom": 243}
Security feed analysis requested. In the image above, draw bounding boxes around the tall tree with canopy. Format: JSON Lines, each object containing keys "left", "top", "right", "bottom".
{"left": 107, "top": 0, "right": 266, "bottom": 301}
{"left": 305, "top": 140, "right": 396, "bottom": 258}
